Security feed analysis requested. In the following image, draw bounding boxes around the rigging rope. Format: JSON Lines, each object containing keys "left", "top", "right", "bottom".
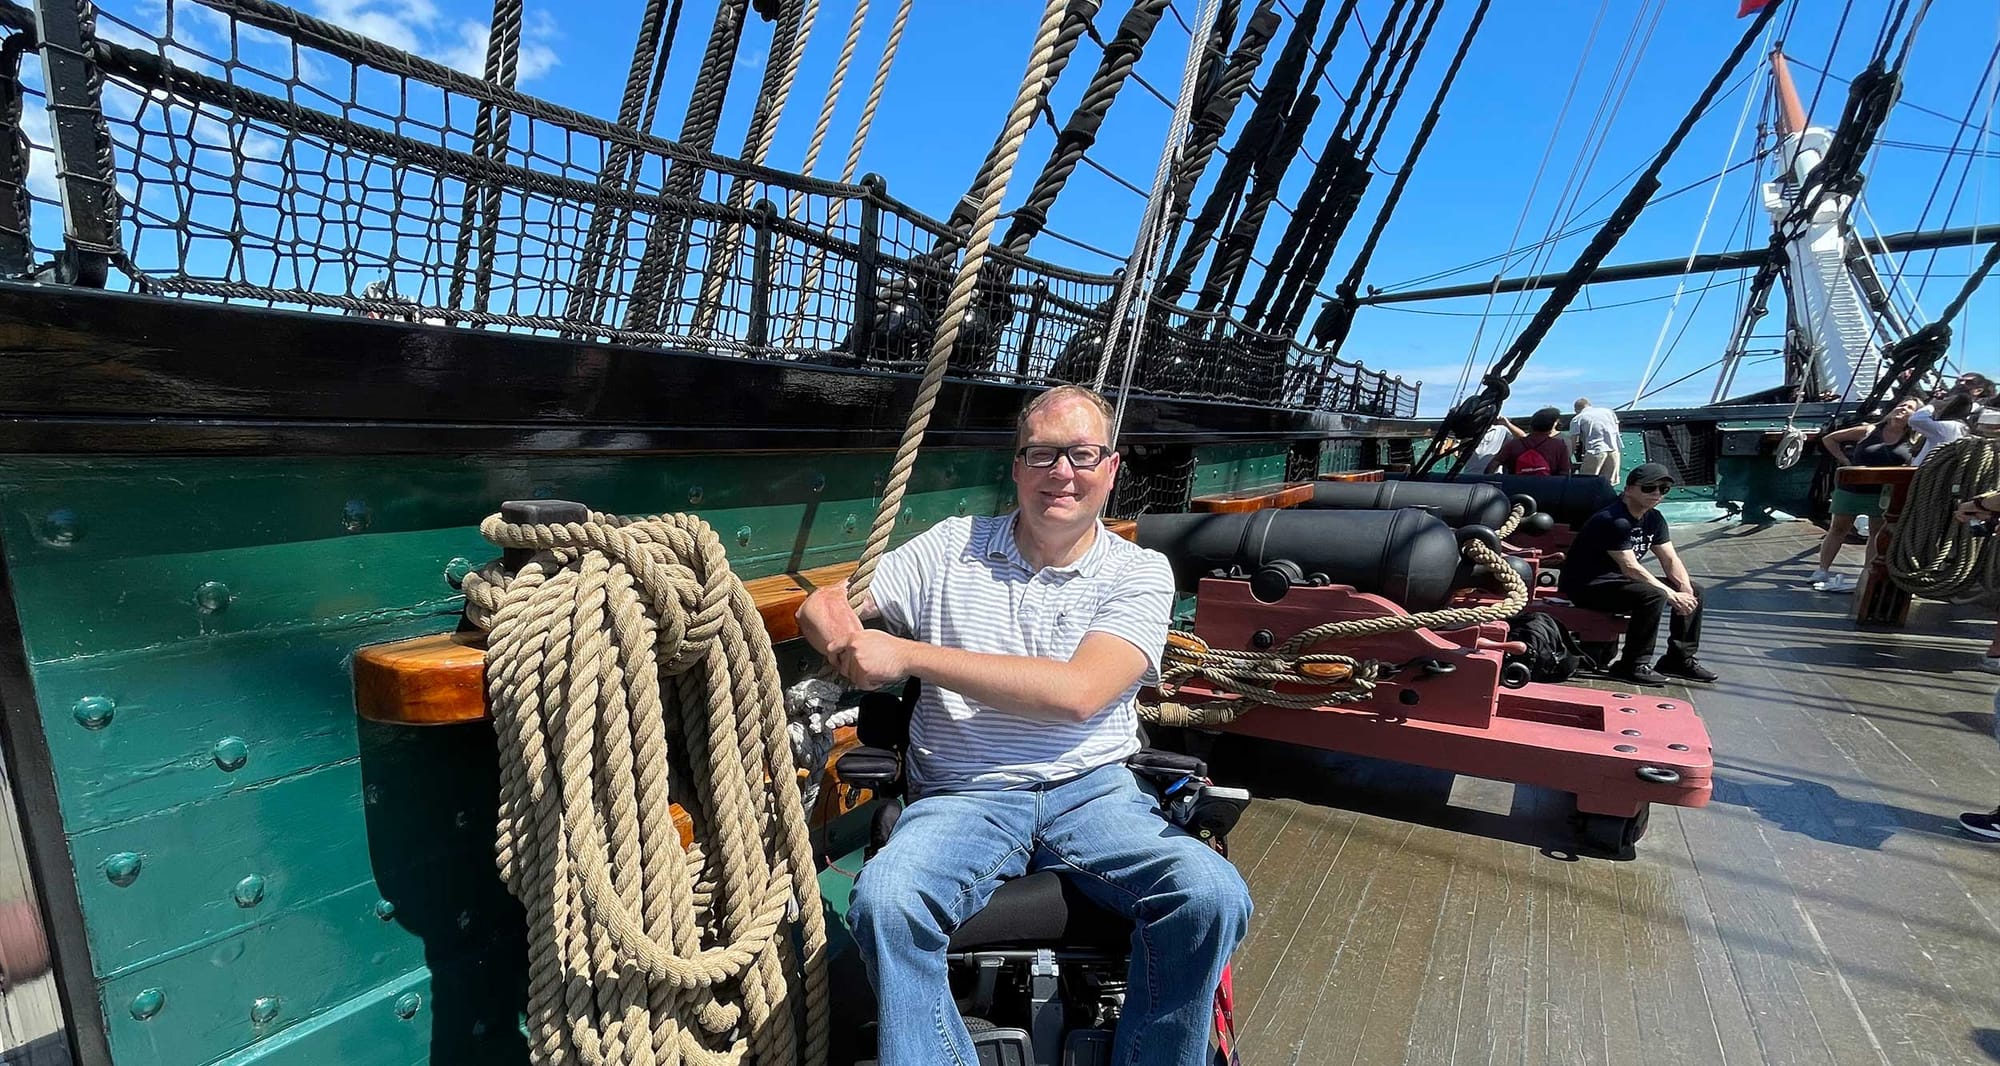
{"left": 1152, "top": 0, "right": 1277, "bottom": 275}
{"left": 1304, "top": 0, "right": 1489, "bottom": 391}
{"left": 1156, "top": 0, "right": 1326, "bottom": 304}
{"left": 848, "top": 0, "right": 1076, "bottom": 605}
{"left": 1094, "top": 0, "right": 1226, "bottom": 446}
{"left": 462, "top": 510, "right": 829, "bottom": 1066}
{"left": 693, "top": 0, "right": 820, "bottom": 336}
{"left": 1888, "top": 436, "right": 2000, "bottom": 600}
{"left": 1414, "top": 0, "right": 1786, "bottom": 477}
{"left": 626, "top": 0, "right": 754, "bottom": 333}
{"left": 568, "top": 0, "right": 685, "bottom": 330}
{"left": 1628, "top": 22, "right": 1769, "bottom": 407}
{"left": 779, "top": 0, "right": 913, "bottom": 347}
{"left": 1001, "top": 0, "right": 1175, "bottom": 256}
{"left": 446, "top": 0, "right": 524, "bottom": 317}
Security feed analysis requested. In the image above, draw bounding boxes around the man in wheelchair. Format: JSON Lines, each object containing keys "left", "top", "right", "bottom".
{"left": 798, "top": 385, "right": 1253, "bottom": 1066}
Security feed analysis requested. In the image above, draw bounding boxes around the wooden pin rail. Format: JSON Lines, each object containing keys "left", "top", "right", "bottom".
{"left": 1835, "top": 465, "right": 1919, "bottom": 627}
{"left": 1188, "top": 481, "right": 1316, "bottom": 513}
{"left": 356, "top": 519, "right": 1142, "bottom": 729}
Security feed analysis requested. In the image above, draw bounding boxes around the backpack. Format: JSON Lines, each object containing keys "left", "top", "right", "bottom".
{"left": 1513, "top": 438, "right": 1556, "bottom": 476}
{"left": 1504, "top": 612, "right": 1594, "bottom": 683}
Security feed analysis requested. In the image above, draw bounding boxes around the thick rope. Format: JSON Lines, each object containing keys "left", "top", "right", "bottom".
{"left": 693, "top": 0, "right": 820, "bottom": 336}
{"left": 1887, "top": 437, "right": 2000, "bottom": 600}
{"left": 778, "top": 0, "right": 913, "bottom": 347}
{"left": 463, "top": 510, "right": 827, "bottom": 1066}
{"left": 446, "top": 0, "right": 524, "bottom": 316}
{"left": 1492, "top": 502, "right": 1526, "bottom": 541}
{"left": 1144, "top": 538, "right": 1527, "bottom": 722}
{"left": 846, "top": 0, "right": 1074, "bottom": 606}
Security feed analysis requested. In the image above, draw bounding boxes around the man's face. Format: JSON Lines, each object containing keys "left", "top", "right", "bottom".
{"left": 1013, "top": 398, "right": 1119, "bottom": 526}
{"left": 1622, "top": 476, "right": 1671, "bottom": 515}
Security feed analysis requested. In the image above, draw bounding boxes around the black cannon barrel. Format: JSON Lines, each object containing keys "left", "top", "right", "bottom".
{"left": 1303, "top": 480, "right": 1517, "bottom": 530}
{"left": 1136, "top": 508, "right": 1468, "bottom": 612}
{"left": 1389, "top": 473, "right": 1616, "bottom": 528}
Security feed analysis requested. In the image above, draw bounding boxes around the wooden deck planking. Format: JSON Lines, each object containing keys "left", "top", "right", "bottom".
{"left": 1213, "top": 519, "right": 2000, "bottom": 1065}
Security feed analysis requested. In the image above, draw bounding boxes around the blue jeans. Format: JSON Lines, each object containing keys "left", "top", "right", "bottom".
{"left": 848, "top": 762, "right": 1252, "bottom": 1066}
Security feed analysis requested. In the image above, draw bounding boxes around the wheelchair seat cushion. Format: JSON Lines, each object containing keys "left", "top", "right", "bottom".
{"left": 947, "top": 870, "right": 1132, "bottom": 952}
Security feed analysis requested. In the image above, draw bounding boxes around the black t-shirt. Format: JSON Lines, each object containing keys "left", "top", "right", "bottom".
{"left": 1559, "top": 499, "right": 1670, "bottom": 594}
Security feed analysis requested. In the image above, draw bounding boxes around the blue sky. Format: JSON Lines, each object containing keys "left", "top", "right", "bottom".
{"left": 70, "top": 0, "right": 2000, "bottom": 416}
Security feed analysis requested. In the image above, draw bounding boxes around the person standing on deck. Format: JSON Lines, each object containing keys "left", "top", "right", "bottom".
{"left": 1956, "top": 486, "right": 2000, "bottom": 840}
{"left": 1571, "top": 398, "right": 1621, "bottom": 481}
{"left": 1493, "top": 407, "right": 1573, "bottom": 476}
{"left": 796, "top": 384, "right": 1252, "bottom": 1066}
{"left": 1806, "top": 398, "right": 1919, "bottom": 592}
{"left": 1557, "top": 463, "right": 1717, "bottom": 686}
{"left": 1462, "top": 415, "right": 1522, "bottom": 475}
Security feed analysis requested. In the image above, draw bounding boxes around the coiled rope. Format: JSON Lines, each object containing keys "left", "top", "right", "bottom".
{"left": 1143, "top": 537, "right": 1528, "bottom": 726}
{"left": 1493, "top": 502, "right": 1527, "bottom": 540}
{"left": 463, "top": 510, "right": 828, "bottom": 1066}
{"left": 1887, "top": 437, "right": 2000, "bottom": 600}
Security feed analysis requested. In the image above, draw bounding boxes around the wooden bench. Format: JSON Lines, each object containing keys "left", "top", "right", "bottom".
{"left": 1188, "top": 481, "right": 1316, "bottom": 513}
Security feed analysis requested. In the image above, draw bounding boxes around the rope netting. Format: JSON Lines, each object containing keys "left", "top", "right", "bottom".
{"left": 0, "top": 0, "right": 1419, "bottom": 417}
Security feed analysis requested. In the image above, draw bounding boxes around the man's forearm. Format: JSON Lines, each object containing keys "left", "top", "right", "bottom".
{"left": 898, "top": 641, "right": 1109, "bottom": 723}
{"left": 1617, "top": 557, "right": 1674, "bottom": 591}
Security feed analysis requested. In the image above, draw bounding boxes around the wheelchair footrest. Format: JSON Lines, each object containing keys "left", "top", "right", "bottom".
{"left": 1063, "top": 1028, "right": 1114, "bottom": 1066}
{"left": 970, "top": 1025, "right": 1033, "bottom": 1066}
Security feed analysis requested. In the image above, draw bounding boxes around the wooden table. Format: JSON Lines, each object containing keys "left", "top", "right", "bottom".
{"left": 1835, "top": 465, "right": 1918, "bottom": 626}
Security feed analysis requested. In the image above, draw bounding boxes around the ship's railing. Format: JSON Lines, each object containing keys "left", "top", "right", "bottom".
{"left": 0, "top": 0, "right": 1418, "bottom": 418}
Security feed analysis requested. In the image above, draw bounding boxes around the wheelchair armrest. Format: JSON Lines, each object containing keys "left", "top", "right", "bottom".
{"left": 834, "top": 745, "right": 904, "bottom": 794}
{"left": 1186, "top": 785, "right": 1250, "bottom": 844}
{"left": 1126, "top": 747, "right": 1208, "bottom": 784}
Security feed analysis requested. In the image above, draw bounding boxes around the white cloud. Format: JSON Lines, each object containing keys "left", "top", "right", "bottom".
{"left": 311, "top": 1, "right": 559, "bottom": 84}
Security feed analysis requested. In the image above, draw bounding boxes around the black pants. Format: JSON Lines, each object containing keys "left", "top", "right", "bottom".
{"left": 1567, "top": 575, "right": 1703, "bottom": 665}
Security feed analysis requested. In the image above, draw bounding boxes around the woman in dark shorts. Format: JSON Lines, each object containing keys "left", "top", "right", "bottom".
{"left": 1807, "top": 397, "right": 1918, "bottom": 592}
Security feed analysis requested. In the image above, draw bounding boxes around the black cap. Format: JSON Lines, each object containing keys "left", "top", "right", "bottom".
{"left": 1627, "top": 462, "right": 1675, "bottom": 486}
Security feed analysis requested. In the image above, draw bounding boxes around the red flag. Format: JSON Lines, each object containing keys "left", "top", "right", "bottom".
{"left": 1738, "top": 0, "right": 1771, "bottom": 16}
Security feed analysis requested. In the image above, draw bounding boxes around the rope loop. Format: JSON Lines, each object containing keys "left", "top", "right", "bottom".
{"left": 464, "top": 507, "right": 828, "bottom": 1065}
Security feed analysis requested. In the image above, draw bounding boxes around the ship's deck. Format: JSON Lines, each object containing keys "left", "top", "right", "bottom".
{"left": 1218, "top": 517, "right": 2000, "bottom": 1066}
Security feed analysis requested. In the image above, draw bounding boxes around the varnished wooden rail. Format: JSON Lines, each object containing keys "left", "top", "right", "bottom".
{"left": 1188, "top": 481, "right": 1316, "bottom": 513}
{"left": 1317, "top": 469, "right": 1384, "bottom": 483}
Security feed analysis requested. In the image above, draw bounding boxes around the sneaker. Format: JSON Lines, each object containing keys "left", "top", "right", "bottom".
{"left": 1820, "top": 573, "right": 1858, "bottom": 593}
{"left": 1608, "top": 661, "right": 1668, "bottom": 686}
{"left": 1959, "top": 808, "right": 2000, "bottom": 841}
{"left": 1655, "top": 656, "right": 1718, "bottom": 683}
{"left": 1805, "top": 568, "right": 1833, "bottom": 586}
{"left": 1979, "top": 656, "right": 2000, "bottom": 675}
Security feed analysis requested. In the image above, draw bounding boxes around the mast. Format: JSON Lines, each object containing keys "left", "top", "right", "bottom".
{"left": 1740, "top": 46, "right": 1890, "bottom": 403}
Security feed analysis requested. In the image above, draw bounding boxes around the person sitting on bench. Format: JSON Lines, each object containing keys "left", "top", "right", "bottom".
{"left": 796, "top": 384, "right": 1252, "bottom": 1066}
{"left": 1557, "top": 462, "right": 1717, "bottom": 685}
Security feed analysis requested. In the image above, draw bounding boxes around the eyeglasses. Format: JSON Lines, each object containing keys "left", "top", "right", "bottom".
{"left": 1636, "top": 481, "right": 1672, "bottom": 495}
{"left": 1017, "top": 444, "right": 1112, "bottom": 470}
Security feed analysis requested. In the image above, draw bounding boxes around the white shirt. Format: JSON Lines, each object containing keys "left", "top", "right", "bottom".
{"left": 1909, "top": 403, "right": 1965, "bottom": 466}
{"left": 868, "top": 513, "right": 1175, "bottom": 793}
{"left": 1463, "top": 424, "right": 1511, "bottom": 475}
{"left": 1572, "top": 405, "right": 1620, "bottom": 457}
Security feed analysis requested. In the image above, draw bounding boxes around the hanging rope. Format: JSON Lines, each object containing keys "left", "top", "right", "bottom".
{"left": 626, "top": 0, "right": 754, "bottom": 333}
{"left": 1888, "top": 436, "right": 2000, "bottom": 600}
{"left": 1094, "top": 0, "right": 1226, "bottom": 434}
{"left": 693, "top": 0, "right": 821, "bottom": 336}
{"left": 568, "top": 0, "right": 685, "bottom": 329}
{"left": 847, "top": 0, "right": 1076, "bottom": 605}
{"left": 778, "top": 0, "right": 913, "bottom": 347}
{"left": 1142, "top": 536, "right": 1527, "bottom": 725}
{"left": 1155, "top": 0, "right": 1326, "bottom": 304}
{"left": 446, "top": 0, "right": 524, "bottom": 317}
{"left": 1152, "top": 0, "right": 1279, "bottom": 281}
{"left": 462, "top": 510, "right": 828, "bottom": 1066}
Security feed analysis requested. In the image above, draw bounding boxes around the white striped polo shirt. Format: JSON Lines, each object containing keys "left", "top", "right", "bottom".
{"left": 868, "top": 511, "right": 1175, "bottom": 793}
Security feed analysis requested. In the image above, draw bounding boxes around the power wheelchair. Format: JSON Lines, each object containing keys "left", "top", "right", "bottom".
{"left": 835, "top": 679, "right": 1251, "bottom": 1066}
